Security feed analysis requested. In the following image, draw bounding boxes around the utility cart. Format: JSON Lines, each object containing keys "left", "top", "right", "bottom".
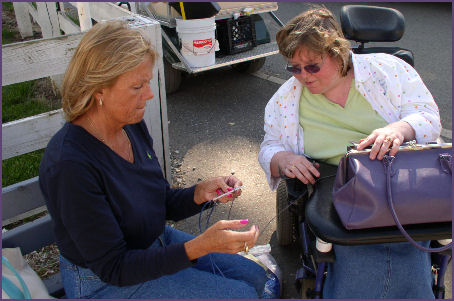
{"left": 137, "top": 2, "right": 282, "bottom": 93}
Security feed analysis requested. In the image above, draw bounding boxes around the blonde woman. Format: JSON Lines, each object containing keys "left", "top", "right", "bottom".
{"left": 39, "top": 20, "right": 267, "bottom": 299}
{"left": 259, "top": 7, "right": 441, "bottom": 298}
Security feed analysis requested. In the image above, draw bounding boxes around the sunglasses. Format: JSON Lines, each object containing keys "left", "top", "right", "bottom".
{"left": 286, "top": 59, "right": 324, "bottom": 74}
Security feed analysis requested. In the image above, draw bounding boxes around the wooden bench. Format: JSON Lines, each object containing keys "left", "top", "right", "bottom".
{"left": 2, "top": 181, "right": 64, "bottom": 297}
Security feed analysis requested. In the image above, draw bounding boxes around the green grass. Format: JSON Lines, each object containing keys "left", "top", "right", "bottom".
{"left": 2, "top": 149, "right": 45, "bottom": 187}
{"left": 67, "top": 13, "right": 80, "bottom": 26}
{"left": 3, "top": 2, "right": 13, "bottom": 11}
{"left": 3, "top": 2, "right": 17, "bottom": 44}
{"left": 2, "top": 27, "right": 16, "bottom": 44}
{"left": 2, "top": 81, "right": 55, "bottom": 123}
{"left": 2, "top": 80, "right": 56, "bottom": 186}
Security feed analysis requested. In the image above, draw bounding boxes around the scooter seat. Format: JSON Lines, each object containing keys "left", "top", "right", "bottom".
{"left": 304, "top": 162, "right": 452, "bottom": 246}
{"left": 340, "top": 5, "right": 405, "bottom": 42}
{"left": 340, "top": 5, "right": 414, "bottom": 66}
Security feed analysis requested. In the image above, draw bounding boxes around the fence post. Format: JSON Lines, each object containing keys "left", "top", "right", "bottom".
{"left": 135, "top": 18, "right": 171, "bottom": 180}
{"left": 46, "top": 2, "right": 61, "bottom": 36}
{"left": 77, "top": 2, "right": 92, "bottom": 31}
{"left": 12, "top": 2, "right": 33, "bottom": 38}
{"left": 36, "top": 2, "right": 65, "bottom": 94}
{"left": 36, "top": 2, "right": 60, "bottom": 38}
{"left": 129, "top": 3, "right": 137, "bottom": 13}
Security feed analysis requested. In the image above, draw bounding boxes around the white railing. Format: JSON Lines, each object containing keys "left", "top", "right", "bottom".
{"left": 13, "top": 2, "right": 138, "bottom": 37}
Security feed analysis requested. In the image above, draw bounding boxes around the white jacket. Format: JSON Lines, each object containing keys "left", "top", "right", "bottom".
{"left": 258, "top": 52, "right": 442, "bottom": 190}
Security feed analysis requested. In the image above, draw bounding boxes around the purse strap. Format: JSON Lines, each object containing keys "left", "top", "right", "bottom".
{"left": 2, "top": 256, "right": 32, "bottom": 299}
{"left": 383, "top": 155, "right": 452, "bottom": 253}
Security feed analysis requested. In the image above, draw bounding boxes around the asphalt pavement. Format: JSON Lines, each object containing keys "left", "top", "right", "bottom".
{"left": 167, "top": 2, "right": 452, "bottom": 298}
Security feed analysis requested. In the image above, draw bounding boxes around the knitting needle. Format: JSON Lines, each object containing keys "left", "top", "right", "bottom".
{"left": 213, "top": 185, "right": 244, "bottom": 201}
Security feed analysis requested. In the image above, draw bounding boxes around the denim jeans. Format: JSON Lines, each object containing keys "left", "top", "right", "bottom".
{"left": 60, "top": 225, "right": 267, "bottom": 299}
{"left": 323, "top": 241, "right": 434, "bottom": 299}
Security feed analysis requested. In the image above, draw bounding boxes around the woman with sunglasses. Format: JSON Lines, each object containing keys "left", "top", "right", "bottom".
{"left": 259, "top": 7, "right": 441, "bottom": 299}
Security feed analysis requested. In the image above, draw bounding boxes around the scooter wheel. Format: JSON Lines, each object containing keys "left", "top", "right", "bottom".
{"left": 276, "top": 180, "right": 296, "bottom": 246}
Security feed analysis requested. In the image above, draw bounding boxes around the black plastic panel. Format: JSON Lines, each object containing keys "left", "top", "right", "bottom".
{"left": 341, "top": 5, "right": 405, "bottom": 42}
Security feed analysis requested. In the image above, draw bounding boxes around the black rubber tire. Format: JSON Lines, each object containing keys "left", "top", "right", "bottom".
{"left": 301, "top": 278, "right": 316, "bottom": 299}
{"left": 232, "top": 57, "right": 266, "bottom": 73}
{"left": 276, "top": 180, "right": 296, "bottom": 246}
{"left": 164, "top": 59, "right": 182, "bottom": 94}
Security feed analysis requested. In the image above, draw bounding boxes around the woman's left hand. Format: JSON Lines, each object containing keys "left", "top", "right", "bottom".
{"left": 356, "top": 121, "right": 415, "bottom": 160}
{"left": 194, "top": 176, "right": 243, "bottom": 205}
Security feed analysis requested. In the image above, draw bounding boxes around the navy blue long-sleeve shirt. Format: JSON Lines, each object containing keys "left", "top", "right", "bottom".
{"left": 39, "top": 120, "right": 203, "bottom": 286}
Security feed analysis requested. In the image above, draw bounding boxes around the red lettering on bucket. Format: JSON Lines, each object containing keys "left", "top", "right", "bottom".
{"left": 193, "top": 38, "right": 212, "bottom": 48}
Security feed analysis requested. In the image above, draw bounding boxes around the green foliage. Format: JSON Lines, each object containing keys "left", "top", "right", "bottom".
{"left": 67, "top": 13, "right": 80, "bottom": 26}
{"left": 2, "top": 80, "right": 56, "bottom": 186}
{"left": 3, "top": 2, "right": 17, "bottom": 44}
{"left": 2, "top": 2, "right": 13, "bottom": 11}
{"left": 2, "top": 149, "right": 45, "bottom": 187}
{"left": 2, "top": 81, "right": 54, "bottom": 123}
{"left": 2, "top": 27, "right": 16, "bottom": 44}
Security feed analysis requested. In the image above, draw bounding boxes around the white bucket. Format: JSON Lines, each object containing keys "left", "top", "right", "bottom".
{"left": 176, "top": 17, "right": 217, "bottom": 68}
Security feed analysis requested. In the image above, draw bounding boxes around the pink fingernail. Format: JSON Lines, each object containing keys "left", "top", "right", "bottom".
{"left": 216, "top": 189, "right": 222, "bottom": 195}
{"left": 228, "top": 194, "right": 233, "bottom": 197}
{"left": 227, "top": 187, "right": 233, "bottom": 191}
{"left": 240, "top": 219, "right": 249, "bottom": 224}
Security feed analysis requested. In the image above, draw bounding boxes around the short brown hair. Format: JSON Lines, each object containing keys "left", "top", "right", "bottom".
{"left": 276, "top": 7, "right": 351, "bottom": 76}
{"left": 61, "top": 20, "right": 157, "bottom": 121}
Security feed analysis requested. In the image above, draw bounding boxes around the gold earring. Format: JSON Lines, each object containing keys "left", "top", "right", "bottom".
{"left": 99, "top": 98, "right": 103, "bottom": 106}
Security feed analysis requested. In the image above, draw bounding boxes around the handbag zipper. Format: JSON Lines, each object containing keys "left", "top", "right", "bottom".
{"left": 345, "top": 140, "right": 452, "bottom": 157}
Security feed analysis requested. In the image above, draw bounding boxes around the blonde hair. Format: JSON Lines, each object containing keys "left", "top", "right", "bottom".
{"left": 276, "top": 6, "right": 351, "bottom": 76}
{"left": 62, "top": 20, "right": 157, "bottom": 121}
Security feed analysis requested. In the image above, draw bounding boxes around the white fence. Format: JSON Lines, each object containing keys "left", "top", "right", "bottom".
{"left": 2, "top": 2, "right": 170, "bottom": 226}
{"left": 13, "top": 2, "right": 139, "bottom": 37}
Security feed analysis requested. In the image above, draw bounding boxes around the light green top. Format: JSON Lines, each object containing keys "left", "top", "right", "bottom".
{"left": 299, "top": 79, "right": 388, "bottom": 165}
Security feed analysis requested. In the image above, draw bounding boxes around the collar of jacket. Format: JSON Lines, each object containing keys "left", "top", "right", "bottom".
{"left": 351, "top": 51, "right": 372, "bottom": 83}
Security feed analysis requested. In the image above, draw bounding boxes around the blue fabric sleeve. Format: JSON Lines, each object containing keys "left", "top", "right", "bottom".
{"left": 165, "top": 185, "right": 203, "bottom": 221}
{"left": 43, "top": 160, "right": 195, "bottom": 286}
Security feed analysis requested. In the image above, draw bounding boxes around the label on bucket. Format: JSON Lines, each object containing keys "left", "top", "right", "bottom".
{"left": 181, "top": 38, "right": 215, "bottom": 56}
{"left": 193, "top": 38, "right": 212, "bottom": 49}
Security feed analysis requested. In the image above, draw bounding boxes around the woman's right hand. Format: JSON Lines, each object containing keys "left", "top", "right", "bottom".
{"left": 271, "top": 151, "right": 320, "bottom": 184}
{"left": 184, "top": 220, "right": 259, "bottom": 260}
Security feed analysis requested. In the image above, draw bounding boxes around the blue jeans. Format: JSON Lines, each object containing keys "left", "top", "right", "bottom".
{"left": 60, "top": 226, "right": 267, "bottom": 298}
{"left": 323, "top": 241, "right": 434, "bottom": 298}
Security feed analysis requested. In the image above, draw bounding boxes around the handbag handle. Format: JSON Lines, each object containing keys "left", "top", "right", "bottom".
{"left": 2, "top": 256, "right": 32, "bottom": 299}
{"left": 383, "top": 155, "right": 452, "bottom": 253}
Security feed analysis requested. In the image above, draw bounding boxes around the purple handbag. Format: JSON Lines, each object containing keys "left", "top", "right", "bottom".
{"left": 333, "top": 142, "right": 452, "bottom": 252}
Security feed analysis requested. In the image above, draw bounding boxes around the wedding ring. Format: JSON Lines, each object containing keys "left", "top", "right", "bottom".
{"left": 385, "top": 136, "right": 393, "bottom": 144}
{"left": 291, "top": 165, "right": 296, "bottom": 169}
{"left": 244, "top": 242, "right": 249, "bottom": 254}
